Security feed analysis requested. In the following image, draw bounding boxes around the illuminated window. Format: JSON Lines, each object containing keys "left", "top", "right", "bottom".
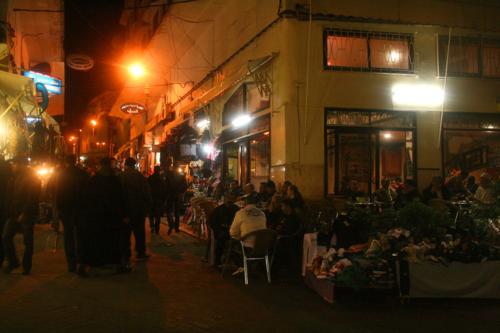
{"left": 438, "top": 37, "right": 500, "bottom": 78}
{"left": 324, "top": 29, "right": 413, "bottom": 73}
{"left": 370, "top": 38, "right": 410, "bottom": 70}
{"left": 482, "top": 42, "right": 500, "bottom": 78}
{"left": 439, "top": 37, "right": 480, "bottom": 76}
{"left": 443, "top": 114, "right": 500, "bottom": 178}
{"left": 326, "top": 35, "right": 368, "bottom": 68}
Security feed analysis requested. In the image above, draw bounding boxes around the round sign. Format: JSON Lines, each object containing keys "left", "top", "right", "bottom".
{"left": 66, "top": 54, "right": 94, "bottom": 71}
{"left": 120, "top": 103, "right": 147, "bottom": 115}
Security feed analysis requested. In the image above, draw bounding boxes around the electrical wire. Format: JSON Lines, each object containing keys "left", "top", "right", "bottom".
{"left": 303, "top": 0, "right": 312, "bottom": 146}
{"left": 438, "top": 27, "right": 452, "bottom": 147}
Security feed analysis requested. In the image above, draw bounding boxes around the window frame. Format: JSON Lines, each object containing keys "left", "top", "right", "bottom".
{"left": 438, "top": 36, "right": 500, "bottom": 79}
{"left": 323, "top": 29, "right": 414, "bottom": 74}
{"left": 441, "top": 112, "right": 500, "bottom": 178}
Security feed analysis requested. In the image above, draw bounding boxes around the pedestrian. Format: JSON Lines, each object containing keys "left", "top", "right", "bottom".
{"left": 0, "top": 156, "right": 12, "bottom": 268}
{"left": 148, "top": 165, "right": 167, "bottom": 235}
{"left": 2, "top": 156, "right": 41, "bottom": 275}
{"left": 54, "top": 155, "right": 89, "bottom": 274}
{"left": 165, "top": 164, "right": 187, "bottom": 235}
{"left": 122, "top": 157, "right": 152, "bottom": 260}
{"left": 84, "top": 158, "right": 128, "bottom": 272}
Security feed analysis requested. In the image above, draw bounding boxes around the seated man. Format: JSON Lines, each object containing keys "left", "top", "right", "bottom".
{"left": 230, "top": 194, "right": 267, "bottom": 240}
{"left": 474, "top": 173, "right": 495, "bottom": 205}
{"left": 374, "top": 178, "right": 397, "bottom": 205}
{"left": 207, "top": 193, "right": 240, "bottom": 265}
{"left": 228, "top": 194, "right": 267, "bottom": 275}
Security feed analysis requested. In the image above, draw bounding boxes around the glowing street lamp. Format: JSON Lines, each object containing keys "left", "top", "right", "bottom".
{"left": 128, "top": 62, "right": 145, "bottom": 79}
{"left": 90, "top": 119, "right": 97, "bottom": 136}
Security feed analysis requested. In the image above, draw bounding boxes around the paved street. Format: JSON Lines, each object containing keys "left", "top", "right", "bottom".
{"left": 0, "top": 224, "right": 499, "bottom": 333}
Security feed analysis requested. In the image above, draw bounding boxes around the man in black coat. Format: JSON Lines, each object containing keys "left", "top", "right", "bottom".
{"left": 2, "top": 157, "right": 41, "bottom": 275}
{"left": 0, "top": 157, "right": 11, "bottom": 268}
{"left": 121, "top": 158, "right": 152, "bottom": 261}
{"left": 55, "top": 155, "right": 89, "bottom": 273}
{"left": 148, "top": 166, "right": 166, "bottom": 235}
{"left": 165, "top": 165, "right": 187, "bottom": 234}
{"left": 84, "top": 158, "right": 128, "bottom": 272}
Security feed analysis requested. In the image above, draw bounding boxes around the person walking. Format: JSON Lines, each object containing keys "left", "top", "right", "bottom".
{"left": 122, "top": 158, "right": 152, "bottom": 260}
{"left": 2, "top": 157, "right": 41, "bottom": 275}
{"left": 55, "top": 155, "right": 89, "bottom": 273}
{"left": 0, "top": 157, "right": 12, "bottom": 268}
{"left": 84, "top": 158, "right": 128, "bottom": 272}
{"left": 165, "top": 165, "right": 187, "bottom": 235}
{"left": 148, "top": 166, "right": 167, "bottom": 235}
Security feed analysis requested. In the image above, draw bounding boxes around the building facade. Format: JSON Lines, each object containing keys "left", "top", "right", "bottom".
{"left": 111, "top": 0, "right": 500, "bottom": 199}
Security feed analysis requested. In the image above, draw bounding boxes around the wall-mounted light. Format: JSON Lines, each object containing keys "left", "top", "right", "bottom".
{"left": 196, "top": 119, "right": 210, "bottom": 129}
{"left": 392, "top": 84, "right": 444, "bottom": 108}
{"left": 383, "top": 132, "right": 392, "bottom": 139}
{"left": 232, "top": 114, "right": 252, "bottom": 128}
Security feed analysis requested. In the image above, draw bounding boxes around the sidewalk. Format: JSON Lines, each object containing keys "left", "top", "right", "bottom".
{"left": 0, "top": 224, "right": 499, "bottom": 333}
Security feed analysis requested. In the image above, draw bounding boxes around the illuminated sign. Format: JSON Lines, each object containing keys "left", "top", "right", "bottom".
{"left": 24, "top": 71, "right": 62, "bottom": 95}
{"left": 120, "top": 103, "right": 147, "bottom": 115}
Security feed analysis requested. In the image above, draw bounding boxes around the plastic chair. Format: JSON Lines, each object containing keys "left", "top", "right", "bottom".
{"left": 240, "top": 229, "right": 277, "bottom": 285}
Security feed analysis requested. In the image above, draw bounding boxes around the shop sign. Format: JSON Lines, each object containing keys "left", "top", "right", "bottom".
{"left": 24, "top": 71, "right": 62, "bottom": 95}
{"left": 35, "top": 83, "right": 49, "bottom": 111}
{"left": 120, "top": 103, "right": 147, "bottom": 115}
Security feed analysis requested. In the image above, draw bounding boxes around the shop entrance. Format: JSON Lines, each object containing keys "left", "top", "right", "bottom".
{"left": 325, "top": 109, "right": 416, "bottom": 196}
{"left": 223, "top": 131, "right": 270, "bottom": 188}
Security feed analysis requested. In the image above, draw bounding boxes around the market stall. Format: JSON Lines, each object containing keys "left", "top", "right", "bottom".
{"left": 303, "top": 198, "right": 500, "bottom": 302}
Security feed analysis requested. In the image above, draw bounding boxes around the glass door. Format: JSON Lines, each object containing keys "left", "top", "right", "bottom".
{"left": 337, "top": 132, "right": 375, "bottom": 195}
{"left": 378, "top": 130, "right": 414, "bottom": 182}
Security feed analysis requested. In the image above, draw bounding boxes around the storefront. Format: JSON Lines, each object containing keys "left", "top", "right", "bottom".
{"left": 325, "top": 109, "right": 416, "bottom": 196}
{"left": 221, "top": 82, "right": 271, "bottom": 188}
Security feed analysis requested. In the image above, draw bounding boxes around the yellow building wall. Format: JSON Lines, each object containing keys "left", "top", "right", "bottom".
{"left": 279, "top": 17, "right": 500, "bottom": 199}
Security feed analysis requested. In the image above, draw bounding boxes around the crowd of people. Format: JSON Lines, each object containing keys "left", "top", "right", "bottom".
{"left": 342, "top": 170, "right": 496, "bottom": 208}
{"left": 0, "top": 155, "right": 187, "bottom": 276}
{"left": 206, "top": 179, "right": 305, "bottom": 274}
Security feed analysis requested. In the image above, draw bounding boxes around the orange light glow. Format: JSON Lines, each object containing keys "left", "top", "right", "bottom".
{"left": 90, "top": 119, "right": 97, "bottom": 127}
{"left": 128, "top": 63, "right": 145, "bottom": 78}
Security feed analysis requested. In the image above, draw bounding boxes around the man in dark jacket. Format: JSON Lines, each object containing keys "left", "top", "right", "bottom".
{"left": 84, "top": 158, "right": 128, "bottom": 272}
{"left": 0, "top": 157, "right": 11, "bottom": 268}
{"left": 148, "top": 166, "right": 166, "bottom": 235}
{"left": 55, "top": 155, "right": 89, "bottom": 273}
{"left": 2, "top": 157, "right": 41, "bottom": 274}
{"left": 122, "top": 158, "right": 152, "bottom": 260}
{"left": 207, "top": 193, "right": 240, "bottom": 265}
{"left": 165, "top": 165, "right": 187, "bottom": 234}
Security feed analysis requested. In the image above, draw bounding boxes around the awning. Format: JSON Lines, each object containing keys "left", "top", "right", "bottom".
{"left": 0, "top": 70, "right": 37, "bottom": 118}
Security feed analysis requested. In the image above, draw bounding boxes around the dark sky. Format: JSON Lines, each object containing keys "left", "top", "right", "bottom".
{"left": 64, "top": 0, "right": 124, "bottom": 131}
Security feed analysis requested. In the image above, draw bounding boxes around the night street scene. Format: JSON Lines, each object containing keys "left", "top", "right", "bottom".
{"left": 0, "top": 0, "right": 500, "bottom": 332}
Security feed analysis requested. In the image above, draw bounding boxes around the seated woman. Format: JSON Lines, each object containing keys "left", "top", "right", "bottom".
{"left": 287, "top": 185, "right": 305, "bottom": 211}
{"left": 266, "top": 193, "right": 284, "bottom": 229}
{"left": 272, "top": 199, "right": 301, "bottom": 236}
